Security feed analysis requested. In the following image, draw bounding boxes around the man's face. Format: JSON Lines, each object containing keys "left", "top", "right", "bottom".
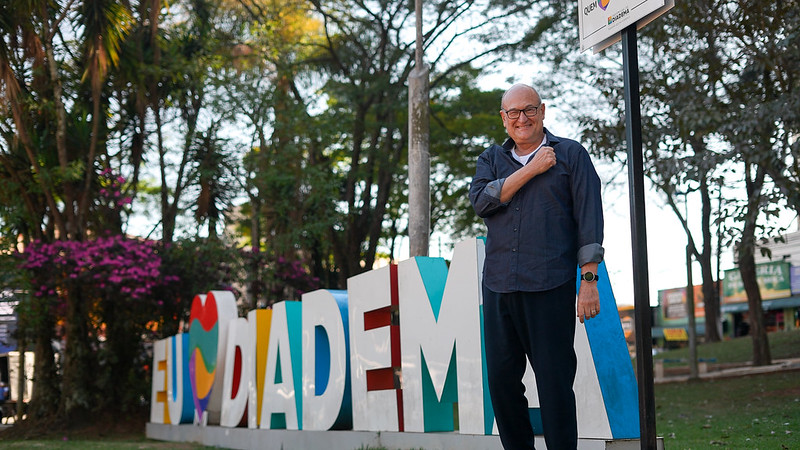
{"left": 500, "top": 87, "right": 545, "bottom": 148}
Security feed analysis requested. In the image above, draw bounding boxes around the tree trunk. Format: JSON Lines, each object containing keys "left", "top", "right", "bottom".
{"left": 250, "top": 196, "right": 262, "bottom": 309}
{"left": 738, "top": 251, "right": 771, "bottom": 366}
{"left": 156, "top": 107, "right": 175, "bottom": 244}
{"left": 686, "top": 138, "right": 722, "bottom": 342}
{"left": 26, "top": 298, "right": 61, "bottom": 420}
{"left": 60, "top": 284, "right": 95, "bottom": 419}
{"left": 699, "top": 175, "right": 721, "bottom": 341}
{"left": 739, "top": 162, "right": 771, "bottom": 366}
{"left": 4, "top": 47, "right": 66, "bottom": 238}
{"left": 99, "top": 297, "right": 140, "bottom": 412}
{"left": 42, "top": 5, "right": 78, "bottom": 240}
{"left": 15, "top": 340, "right": 26, "bottom": 423}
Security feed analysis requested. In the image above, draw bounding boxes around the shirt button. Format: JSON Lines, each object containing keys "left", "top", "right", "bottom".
{"left": 512, "top": 248, "right": 516, "bottom": 252}
{"left": 513, "top": 227, "right": 517, "bottom": 232}
{"left": 515, "top": 207, "right": 520, "bottom": 211}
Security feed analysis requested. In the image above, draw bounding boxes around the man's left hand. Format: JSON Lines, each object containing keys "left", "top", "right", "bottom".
{"left": 577, "top": 282, "right": 600, "bottom": 324}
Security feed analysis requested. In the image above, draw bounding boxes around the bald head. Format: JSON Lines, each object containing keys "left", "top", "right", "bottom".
{"left": 501, "top": 84, "right": 541, "bottom": 109}
{"left": 499, "top": 83, "right": 546, "bottom": 151}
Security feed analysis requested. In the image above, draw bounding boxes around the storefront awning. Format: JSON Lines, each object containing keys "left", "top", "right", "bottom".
{"left": 721, "top": 295, "right": 800, "bottom": 314}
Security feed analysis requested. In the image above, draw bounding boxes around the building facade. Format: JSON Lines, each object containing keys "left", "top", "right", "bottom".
{"left": 652, "top": 228, "right": 800, "bottom": 346}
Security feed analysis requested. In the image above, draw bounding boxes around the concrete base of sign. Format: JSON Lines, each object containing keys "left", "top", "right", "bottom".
{"left": 146, "top": 423, "right": 664, "bottom": 450}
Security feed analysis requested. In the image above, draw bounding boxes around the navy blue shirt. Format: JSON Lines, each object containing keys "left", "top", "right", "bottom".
{"left": 469, "top": 128, "right": 604, "bottom": 293}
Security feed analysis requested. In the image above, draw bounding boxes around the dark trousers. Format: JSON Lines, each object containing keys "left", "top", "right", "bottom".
{"left": 483, "top": 281, "right": 578, "bottom": 450}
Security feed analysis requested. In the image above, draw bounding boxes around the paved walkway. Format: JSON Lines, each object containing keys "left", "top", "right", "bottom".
{"left": 654, "top": 357, "right": 800, "bottom": 384}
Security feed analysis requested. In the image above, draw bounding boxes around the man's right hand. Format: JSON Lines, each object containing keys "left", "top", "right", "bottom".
{"left": 529, "top": 146, "right": 556, "bottom": 176}
{"left": 499, "top": 146, "right": 557, "bottom": 203}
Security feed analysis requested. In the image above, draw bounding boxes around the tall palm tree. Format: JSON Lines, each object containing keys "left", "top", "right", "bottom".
{"left": 0, "top": 0, "right": 68, "bottom": 239}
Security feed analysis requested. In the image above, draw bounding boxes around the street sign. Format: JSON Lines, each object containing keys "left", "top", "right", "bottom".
{"left": 578, "top": 0, "right": 674, "bottom": 53}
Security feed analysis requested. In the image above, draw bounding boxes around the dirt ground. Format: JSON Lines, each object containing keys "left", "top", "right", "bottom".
{"left": 0, "top": 407, "right": 150, "bottom": 441}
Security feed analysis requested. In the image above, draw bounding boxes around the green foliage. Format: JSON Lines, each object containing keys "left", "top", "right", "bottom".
{"left": 153, "top": 237, "right": 245, "bottom": 331}
{"left": 533, "top": 0, "right": 798, "bottom": 348}
{"left": 541, "top": 0, "right": 799, "bottom": 237}
{"left": 219, "top": 0, "right": 568, "bottom": 285}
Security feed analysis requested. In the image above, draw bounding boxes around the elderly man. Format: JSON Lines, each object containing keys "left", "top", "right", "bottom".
{"left": 469, "top": 83, "right": 604, "bottom": 449}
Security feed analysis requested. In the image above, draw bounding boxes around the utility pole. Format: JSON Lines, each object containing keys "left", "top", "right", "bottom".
{"left": 408, "top": 0, "right": 430, "bottom": 257}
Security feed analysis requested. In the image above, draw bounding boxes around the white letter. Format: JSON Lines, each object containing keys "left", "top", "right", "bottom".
{"left": 302, "top": 289, "right": 351, "bottom": 430}
{"left": 166, "top": 333, "right": 194, "bottom": 424}
{"left": 220, "top": 317, "right": 253, "bottom": 427}
{"left": 399, "top": 238, "right": 485, "bottom": 434}
{"left": 348, "top": 265, "right": 402, "bottom": 431}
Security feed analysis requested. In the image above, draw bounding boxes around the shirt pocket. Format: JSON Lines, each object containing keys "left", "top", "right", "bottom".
{"left": 536, "top": 163, "right": 572, "bottom": 216}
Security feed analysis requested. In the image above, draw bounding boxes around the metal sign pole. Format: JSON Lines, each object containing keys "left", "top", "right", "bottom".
{"left": 620, "top": 24, "right": 658, "bottom": 450}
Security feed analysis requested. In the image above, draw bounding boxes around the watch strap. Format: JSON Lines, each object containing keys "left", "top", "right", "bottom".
{"left": 581, "top": 271, "right": 599, "bottom": 282}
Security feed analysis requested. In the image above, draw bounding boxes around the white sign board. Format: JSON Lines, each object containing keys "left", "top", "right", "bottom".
{"left": 578, "top": 0, "right": 674, "bottom": 53}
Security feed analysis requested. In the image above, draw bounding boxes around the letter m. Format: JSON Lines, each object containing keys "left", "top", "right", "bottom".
{"left": 398, "top": 238, "right": 485, "bottom": 434}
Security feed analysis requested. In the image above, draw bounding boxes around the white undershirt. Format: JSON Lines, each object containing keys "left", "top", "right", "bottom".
{"left": 511, "top": 136, "right": 548, "bottom": 165}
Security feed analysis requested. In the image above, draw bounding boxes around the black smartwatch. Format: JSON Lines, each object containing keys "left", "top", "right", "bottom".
{"left": 581, "top": 271, "right": 599, "bottom": 282}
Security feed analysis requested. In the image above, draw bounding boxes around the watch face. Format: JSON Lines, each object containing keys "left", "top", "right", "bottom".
{"left": 583, "top": 272, "right": 596, "bottom": 282}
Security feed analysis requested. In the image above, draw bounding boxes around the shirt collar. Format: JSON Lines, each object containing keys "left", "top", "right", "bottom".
{"left": 502, "top": 128, "right": 559, "bottom": 153}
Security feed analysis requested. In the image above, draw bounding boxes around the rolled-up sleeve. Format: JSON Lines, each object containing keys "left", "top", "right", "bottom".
{"left": 469, "top": 151, "right": 508, "bottom": 218}
{"left": 577, "top": 243, "right": 604, "bottom": 266}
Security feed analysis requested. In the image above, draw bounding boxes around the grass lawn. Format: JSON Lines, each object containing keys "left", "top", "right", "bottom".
{"left": 653, "top": 328, "right": 800, "bottom": 448}
{"left": 656, "top": 370, "right": 799, "bottom": 448}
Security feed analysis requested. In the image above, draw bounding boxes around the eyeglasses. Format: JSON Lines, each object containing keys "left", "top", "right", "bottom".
{"left": 502, "top": 104, "right": 541, "bottom": 120}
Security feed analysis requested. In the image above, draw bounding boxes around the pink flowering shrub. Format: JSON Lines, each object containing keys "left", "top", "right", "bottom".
{"left": 15, "top": 234, "right": 323, "bottom": 415}
{"left": 18, "top": 235, "right": 180, "bottom": 414}
{"left": 20, "top": 235, "right": 177, "bottom": 303}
